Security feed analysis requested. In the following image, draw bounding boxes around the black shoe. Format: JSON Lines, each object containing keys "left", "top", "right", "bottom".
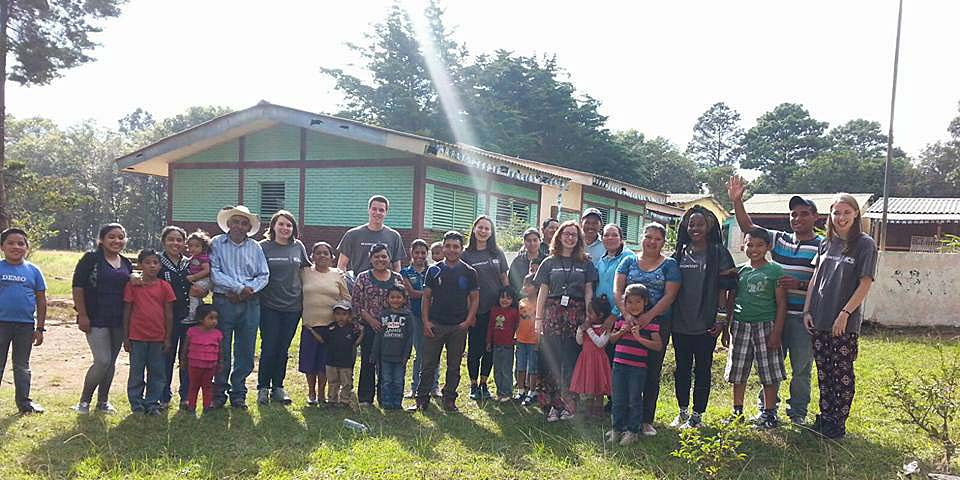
{"left": 810, "top": 414, "right": 825, "bottom": 433}
{"left": 231, "top": 400, "right": 248, "bottom": 410}
{"left": 442, "top": 398, "right": 459, "bottom": 412}
{"left": 406, "top": 398, "right": 430, "bottom": 412}
{"left": 818, "top": 419, "right": 846, "bottom": 439}
{"left": 479, "top": 384, "right": 492, "bottom": 400}
{"left": 469, "top": 384, "right": 479, "bottom": 400}
{"left": 209, "top": 398, "right": 227, "bottom": 409}
{"left": 18, "top": 401, "right": 44, "bottom": 414}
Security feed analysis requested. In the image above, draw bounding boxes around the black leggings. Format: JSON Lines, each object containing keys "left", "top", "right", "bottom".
{"left": 673, "top": 332, "right": 717, "bottom": 414}
{"left": 468, "top": 311, "right": 493, "bottom": 382}
{"left": 642, "top": 347, "right": 665, "bottom": 424}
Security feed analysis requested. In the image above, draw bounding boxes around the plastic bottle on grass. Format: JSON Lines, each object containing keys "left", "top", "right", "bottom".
{"left": 343, "top": 418, "right": 369, "bottom": 433}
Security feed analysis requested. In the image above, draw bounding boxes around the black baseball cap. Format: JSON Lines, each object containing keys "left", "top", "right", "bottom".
{"left": 788, "top": 196, "right": 817, "bottom": 213}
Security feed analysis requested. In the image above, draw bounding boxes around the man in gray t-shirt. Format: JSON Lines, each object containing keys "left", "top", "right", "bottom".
{"left": 337, "top": 195, "right": 406, "bottom": 275}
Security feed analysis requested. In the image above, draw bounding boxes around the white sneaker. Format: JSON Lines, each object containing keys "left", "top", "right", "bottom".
{"left": 642, "top": 424, "right": 658, "bottom": 436}
{"left": 619, "top": 431, "right": 638, "bottom": 446}
{"left": 680, "top": 413, "right": 703, "bottom": 429}
{"left": 546, "top": 407, "right": 560, "bottom": 422}
{"left": 670, "top": 410, "right": 690, "bottom": 428}
{"left": 559, "top": 409, "right": 575, "bottom": 421}
{"left": 73, "top": 402, "right": 90, "bottom": 414}
{"left": 604, "top": 429, "right": 621, "bottom": 444}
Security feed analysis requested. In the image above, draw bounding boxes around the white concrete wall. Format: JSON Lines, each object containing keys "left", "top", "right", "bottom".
{"left": 863, "top": 252, "right": 960, "bottom": 327}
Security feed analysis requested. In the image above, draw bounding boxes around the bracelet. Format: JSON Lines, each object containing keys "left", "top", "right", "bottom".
{"left": 841, "top": 309, "right": 852, "bottom": 316}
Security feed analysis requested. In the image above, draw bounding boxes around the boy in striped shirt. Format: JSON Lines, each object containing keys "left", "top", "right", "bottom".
{"left": 606, "top": 283, "right": 662, "bottom": 446}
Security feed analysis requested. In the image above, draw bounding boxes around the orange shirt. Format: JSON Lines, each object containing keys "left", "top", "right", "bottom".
{"left": 515, "top": 298, "right": 538, "bottom": 344}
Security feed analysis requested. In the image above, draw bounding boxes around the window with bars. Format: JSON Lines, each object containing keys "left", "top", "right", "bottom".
{"left": 260, "top": 182, "right": 285, "bottom": 220}
{"left": 619, "top": 212, "right": 641, "bottom": 244}
{"left": 428, "top": 184, "right": 477, "bottom": 232}
{"left": 495, "top": 197, "right": 531, "bottom": 226}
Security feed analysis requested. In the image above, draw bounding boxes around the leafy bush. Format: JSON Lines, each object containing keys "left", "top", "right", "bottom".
{"left": 671, "top": 416, "right": 749, "bottom": 479}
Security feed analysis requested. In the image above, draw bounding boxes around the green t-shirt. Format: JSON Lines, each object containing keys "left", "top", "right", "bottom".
{"left": 734, "top": 261, "right": 783, "bottom": 323}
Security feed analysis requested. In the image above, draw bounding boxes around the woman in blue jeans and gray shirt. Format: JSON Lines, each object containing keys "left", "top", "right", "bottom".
{"left": 257, "top": 210, "right": 311, "bottom": 405}
{"left": 73, "top": 223, "right": 133, "bottom": 414}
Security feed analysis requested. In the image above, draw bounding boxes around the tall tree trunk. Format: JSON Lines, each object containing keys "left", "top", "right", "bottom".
{"left": 0, "top": 0, "right": 9, "bottom": 229}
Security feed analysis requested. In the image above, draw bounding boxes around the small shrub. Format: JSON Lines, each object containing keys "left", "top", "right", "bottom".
{"left": 883, "top": 345, "right": 960, "bottom": 472}
{"left": 671, "top": 416, "right": 749, "bottom": 479}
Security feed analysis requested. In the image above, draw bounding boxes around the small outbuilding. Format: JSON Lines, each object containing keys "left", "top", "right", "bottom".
{"left": 864, "top": 197, "right": 960, "bottom": 251}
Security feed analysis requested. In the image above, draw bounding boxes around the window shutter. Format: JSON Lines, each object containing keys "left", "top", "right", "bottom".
{"left": 259, "top": 182, "right": 285, "bottom": 220}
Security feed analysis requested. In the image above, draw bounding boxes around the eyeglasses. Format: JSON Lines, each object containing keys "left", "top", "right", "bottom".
{"left": 560, "top": 232, "right": 580, "bottom": 238}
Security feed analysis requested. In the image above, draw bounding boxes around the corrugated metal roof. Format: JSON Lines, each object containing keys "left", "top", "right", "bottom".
{"left": 742, "top": 193, "right": 874, "bottom": 215}
{"left": 865, "top": 197, "right": 960, "bottom": 215}
{"left": 667, "top": 193, "right": 712, "bottom": 204}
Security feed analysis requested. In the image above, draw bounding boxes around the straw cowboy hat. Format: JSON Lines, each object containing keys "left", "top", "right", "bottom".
{"left": 217, "top": 205, "right": 261, "bottom": 236}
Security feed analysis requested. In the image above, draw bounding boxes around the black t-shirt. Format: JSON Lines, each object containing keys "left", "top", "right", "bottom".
{"left": 460, "top": 248, "right": 508, "bottom": 314}
{"left": 320, "top": 322, "right": 362, "bottom": 368}
{"left": 424, "top": 260, "right": 479, "bottom": 325}
{"left": 532, "top": 255, "right": 598, "bottom": 299}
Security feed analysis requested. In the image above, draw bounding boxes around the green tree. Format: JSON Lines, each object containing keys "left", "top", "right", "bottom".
{"left": 614, "top": 130, "right": 699, "bottom": 193}
{"left": 0, "top": 0, "right": 125, "bottom": 229}
{"left": 686, "top": 102, "right": 744, "bottom": 168}
{"left": 827, "top": 119, "right": 889, "bottom": 157}
{"left": 698, "top": 165, "right": 737, "bottom": 209}
{"left": 786, "top": 149, "right": 914, "bottom": 196}
{"left": 741, "top": 103, "right": 829, "bottom": 191}
{"left": 913, "top": 102, "right": 960, "bottom": 197}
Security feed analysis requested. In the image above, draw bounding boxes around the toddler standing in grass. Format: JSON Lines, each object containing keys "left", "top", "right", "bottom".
{"left": 324, "top": 301, "right": 364, "bottom": 408}
{"left": 372, "top": 286, "right": 414, "bottom": 410}
{"left": 569, "top": 295, "right": 612, "bottom": 418}
{"left": 725, "top": 228, "right": 787, "bottom": 429}
{"left": 487, "top": 286, "right": 519, "bottom": 402}
{"left": 0, "top": 228, "right": 47, "bottom": 414}
{"left": 122, "top": 249, "right": 175, "bottom": 415}
{"left": 181, "top": 304, "right": 222, "bottom": 413}
{"left": 515, "top": 273, "right": 540, "bottom": 406}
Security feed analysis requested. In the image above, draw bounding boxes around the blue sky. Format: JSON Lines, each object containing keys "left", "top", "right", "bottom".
{"left": 7, "top": 0, "right": 959, "bottom": 158}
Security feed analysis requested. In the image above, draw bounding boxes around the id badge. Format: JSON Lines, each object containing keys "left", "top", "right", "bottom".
{"left": 560, "top": 295, "right": 570, "bottom": 307}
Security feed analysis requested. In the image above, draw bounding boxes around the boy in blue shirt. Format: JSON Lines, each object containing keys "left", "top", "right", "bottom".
{"left": 0, "top": 228, "right": 47, "bottom": 414}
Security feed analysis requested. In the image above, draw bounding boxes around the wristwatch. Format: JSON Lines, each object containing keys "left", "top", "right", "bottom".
{"left": 35, "top": 327, "right": 46, "bottom": 332}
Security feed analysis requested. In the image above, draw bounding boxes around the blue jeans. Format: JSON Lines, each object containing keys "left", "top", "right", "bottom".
{"left": 757, "top": 313, "right": 813, "bottom": 418}
{"left": 410, "top": 314, "right": 439, "bottom": 394}
{"left": 378, "top": 360, "right": 406, "bottom": 409}
{"left": 163, "top": 320, "right": 189, "bottom": 404}
{"left": 612, "top": 363, "right": 647, "bottom": 433}
{"left": 492, "top": 345, "right": 515, "bottom": 396}
{"left": 257, "top": 307, "right": 301, "bottom": 390}
{"left": 213, "top": 295, "right": 260, "bottom": 404}
{"left": 128, "top": 341, "right": 167, "bottom": 411}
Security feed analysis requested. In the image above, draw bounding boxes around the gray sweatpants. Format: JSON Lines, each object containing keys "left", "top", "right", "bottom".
{"left": 80, "top": 326, "right": 125, "bottom": 404}
{"left": 0, "top": 322, "right": 36, "bottom": 409}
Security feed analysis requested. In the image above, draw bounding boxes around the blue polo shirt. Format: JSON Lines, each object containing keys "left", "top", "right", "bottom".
{"left": 595, "top": 249, "right": 635, "bottom": 316}
{"left": 0, "top": 260, "right": 46, "bottom": 324}
{"left": 399, "top": 264, "right": 427, "bottom": 318}
{"left": 766, "top": 229, "right": 822, "bottom": 317}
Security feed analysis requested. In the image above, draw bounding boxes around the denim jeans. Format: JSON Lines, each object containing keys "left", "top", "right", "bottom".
{"left": 257, "top": 307, "right": 301, "bottom": 390}
{"left": 163, "top": 320, "right": 189, "bottom": 404}
{"left": 0, "top": 322, "right": 35, "bottom": 409}
{"left": 410, "top": 314, "right": 439, "bottom": 394}
{"left": 492, "top": 344, "right": 515, "bottom": 396}
{"left": 128, "top": 340, "right": 168, "bottom": 411}
{"left": 612, "top": 363, "right": 647, "bottom": 433}
{"left": 378, "top": 360, "right": 406, "bottom": 408}
{"left": 757, "top": 313, "right": 813, "bottom": 419}
{"left": 213, "top": 295, "right": 260, "bottom": 403}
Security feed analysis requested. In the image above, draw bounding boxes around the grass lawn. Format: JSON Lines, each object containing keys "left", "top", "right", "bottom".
{"left": 28, "top": 250, "right": 83, "bottom": 298}
{"left": 2, "top": 250, "right": 957, "bottom": 478}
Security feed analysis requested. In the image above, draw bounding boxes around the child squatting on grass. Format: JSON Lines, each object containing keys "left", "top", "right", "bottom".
{"left": 122, "top": 249, "right": 176, "bottom": 415}
{"left": 607, "top": 283, "right": 663, "bottom": 446}
{"left": 725, "top": 227, "right": 787, "bottom": 429}
{"left": 0, "top": 227, "right": 48, "bottom": 414}
{"left": 180, "top": 304, "right": 222, "bottom": 414}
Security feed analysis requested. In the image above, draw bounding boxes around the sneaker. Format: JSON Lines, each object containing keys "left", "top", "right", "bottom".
{"left": 604, "top": 429, "right": 621, "bottom": 444}
{"left": 559, "top": 409, "right": 575, "bottom": 421}
{"left": 641, "top": 424, "right": 658, "bottom": 436}
{"left": 404, "top": 391, "right": 415, "bottom": 399}
{"left": 619, "top": 431, "right": 638, "bottom": 446}
{"left": 96, "top": 402, "right": 117, "bottom": 414}
{"left": 469, "top": 384, "right": 480, "bottom": 400}
{"left": 358, "top": 402, "right": 373, "bottom": 407}
{"left": 756, "top": 412, "right": 780, "bottom": 430}
{"left": 546, "top": 407, "right": 560, "bottom": 423}
{"left": 18, "top": 401, "right": 44, "bottom": 414}
{"left": 479, "top": 384, "right": 493, "bottom": 400}
{"left": 513, "top": 391, "right": 526, "bottom": 402}
{"left": 159, "top": 401, "right": 170, "bottom": 410}
{"left": 231, "top": 400, "right": 248, "bottom": 410}
{"left": 430, "top": 387, "right": 442, "bottom": 398}
{"left": 521, "top": 391, "right": 537, "bottom": 407}
{"left": 789, "top": 415, "right": 806, "bottom": 426}
{"left": 209, "top": 398, "right": 227, "bottom": 409}
{"left": 73, "top": 402, "right": 91, "bottom": 414}
{"left": 680, "top": 413, "right": 703, "bottom": 429}
{"left": 307, "top": 396, "right": 319, "bottom": 406}
{"left": 257, "top": 388, "right": 270, "bottom": 405}
{"left": 407, "top": 398, "right": 430, "bottom": 412}
{"left": 145, "top": 407, "right": 162, "bottom": 416}
{"left": 497, "top": 395, "right": 512, "bottom": 403}
{"left": 271, "top": 387, "right": 292, "bottom": 405}
{"left": 442, "top": 399, "right": 459, "bottom": 412}
{"left": 670, "top": 410, "right": 690, "bottom": 428}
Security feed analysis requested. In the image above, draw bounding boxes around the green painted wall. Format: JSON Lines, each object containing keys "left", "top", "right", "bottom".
{"left": 304, "top": 166, "right": 414, "bottom": 228}
{"left": 172, "top": 168, "right": 239, "bottom": 222}
{"left": 426, "top": 166, "right": 480, "bottom": 189}
{"left": 490, "top": 180, "right": 538, "bottom": 201}
{"left": 305, "top": 131, "right": 412, "bottom": 161}
{"left": 583, "top": 192, "right": 616, "bottom": 207}
{"left": 242, "top": 168, "right": 301, "bottom": 221}
{"left": 618, "top": 199, "right": 645, "bottom": 215}
{"left": 182, "top": 140, "right": 238, "bottom": 164}
{"left": 245, "top": 126, "right": 301, "bottom": 162}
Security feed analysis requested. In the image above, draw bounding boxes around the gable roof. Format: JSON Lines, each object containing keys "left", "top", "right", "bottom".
{"left": 864, "top": 197, "right": 960, "bottom": 223}
{"left": 115, "top": 101, "right": 570, "bottom": 187}
{"left": 742, "top": 193, "right": 874, "bottom": 215}
{"left": 666, "top": 193, "right": 711, "bottom": 204}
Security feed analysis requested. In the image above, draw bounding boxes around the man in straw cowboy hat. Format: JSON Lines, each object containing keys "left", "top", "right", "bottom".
{"left": 209, "top": 205, "right": 270, "bottom": 409}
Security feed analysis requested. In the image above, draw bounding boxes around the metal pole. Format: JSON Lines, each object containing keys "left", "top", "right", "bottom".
{"left": 880, "top": 0, "right": 904, "bottom": 252}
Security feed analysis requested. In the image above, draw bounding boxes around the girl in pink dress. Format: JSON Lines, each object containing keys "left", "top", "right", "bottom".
{"left": 181, "top": 305, "right": 222, "bottom": 413}
{"left": 569, "top": 295, "right": 613, "bottom": 418}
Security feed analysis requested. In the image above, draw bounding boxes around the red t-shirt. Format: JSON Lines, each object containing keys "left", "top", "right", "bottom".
{"left": 487, "top": 306, "right": 519, "bottom": 346}
{"left": 123, "top": 279, "right": 176, "bottom": 342}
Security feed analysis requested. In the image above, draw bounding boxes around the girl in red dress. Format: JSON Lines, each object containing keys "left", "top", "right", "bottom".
{"left": 569, "top": 295, "right": 613, "bottom": 418}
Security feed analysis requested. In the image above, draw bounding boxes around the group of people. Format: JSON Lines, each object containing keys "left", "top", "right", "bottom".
{"left": 0, "top": 178, "right": 877, "bottom": 443}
